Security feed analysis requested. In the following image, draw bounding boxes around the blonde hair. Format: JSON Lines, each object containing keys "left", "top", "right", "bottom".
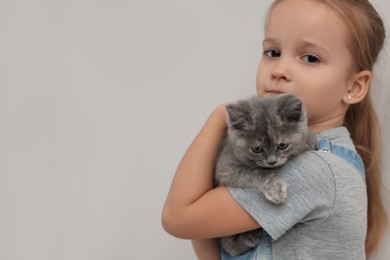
{"left": 268, "top": 0, "right": 388, "bottom": 255}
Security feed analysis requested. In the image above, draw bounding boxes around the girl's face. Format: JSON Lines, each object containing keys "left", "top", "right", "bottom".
{"left": 257, "top": 0, "right": 355, "bottom": 132}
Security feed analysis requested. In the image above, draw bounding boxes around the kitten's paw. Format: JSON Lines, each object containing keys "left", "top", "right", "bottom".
{"left": 221, "top": 235, "right": 245, "bottom": 256}
{"left": 221, "top": 229, "right": 262, "bottom": 256}
{"left": 263, "top": 177, "right": 287, "bottom": 204}
{"left": 241, "top": 229, "right": 262, "bottom": 248}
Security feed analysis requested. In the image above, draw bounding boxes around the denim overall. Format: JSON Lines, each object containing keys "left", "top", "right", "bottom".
{"left": 221, "top": 138, "right": 366, "bottom": 260}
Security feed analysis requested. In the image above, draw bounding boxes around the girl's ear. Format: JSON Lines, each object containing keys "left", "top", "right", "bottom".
{"left": 343, "top": 70, "right": 372, "bottom": 104}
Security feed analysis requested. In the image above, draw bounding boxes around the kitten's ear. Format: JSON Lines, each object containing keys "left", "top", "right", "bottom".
{"left": 226, "top": 103, "right": 252, "bottom": 130}
{"left": 278, "top": 94, "right": 303, "bottom": 123}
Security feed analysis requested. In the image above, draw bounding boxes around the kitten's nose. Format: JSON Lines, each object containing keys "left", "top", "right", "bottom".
{"left": 267, "top": 156, "right": 277, "bottom": 166}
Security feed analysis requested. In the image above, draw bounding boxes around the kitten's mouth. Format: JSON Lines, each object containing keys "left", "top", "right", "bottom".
{"left": 256, "top": 160, "right": 286, "bottom": 169}
{"left": 256, "top": 161, "right": 281, "bottom": 169}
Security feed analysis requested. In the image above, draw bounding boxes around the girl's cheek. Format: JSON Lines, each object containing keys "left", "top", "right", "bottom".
{"left": 256, "top": 73, "right": 267, "bottom": 94}
{"left": 256, "top": 83, "right": 266, "bottom": 96}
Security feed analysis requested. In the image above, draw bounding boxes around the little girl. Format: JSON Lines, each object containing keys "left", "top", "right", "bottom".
{"left": 162, "top": 0, "right": 388, "bottom": 259}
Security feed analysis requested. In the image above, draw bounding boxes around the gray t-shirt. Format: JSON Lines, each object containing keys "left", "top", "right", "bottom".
{"left": 228, "top": 127, "right": 367, "bottom": 259}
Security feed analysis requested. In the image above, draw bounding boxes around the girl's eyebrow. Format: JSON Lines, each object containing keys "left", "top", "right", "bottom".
{"left": 262, "top": 37, "right": 331, "bottom": 56}
{"left": 262, "top": 37, "right": 278, "bottom": 46}
{"left": 298, "top": 40, "right": 331, "bottom": 56}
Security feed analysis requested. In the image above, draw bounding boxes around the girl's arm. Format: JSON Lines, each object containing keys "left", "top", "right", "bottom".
{"left": 162, "top": 105, "right": 260, "bottom": 240}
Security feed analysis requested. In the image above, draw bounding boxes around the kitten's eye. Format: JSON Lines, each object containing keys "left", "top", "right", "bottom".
{"left": 251, "top": 146, "right": 263, "bottom": 154}
{"left": 264, "top": 49, "right": 281, "bottom": 58}
{"left": 302, "top": 54, "right": 320, "bottom": 63}
{"left": 277, "top": 143, "right": 289, "bottom": 150}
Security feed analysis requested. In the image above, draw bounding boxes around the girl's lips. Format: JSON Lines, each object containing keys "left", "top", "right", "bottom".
{"left": 266, "top": 90, "right": 284, "bottom": 96}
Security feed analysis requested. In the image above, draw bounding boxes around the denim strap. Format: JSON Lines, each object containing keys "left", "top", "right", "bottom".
{"left": 317, "top": 138, "right": 366, "bottom": 184}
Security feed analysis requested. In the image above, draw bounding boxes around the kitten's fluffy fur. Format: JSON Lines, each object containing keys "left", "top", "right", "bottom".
{"left": 215, "top": 94, "right": 316, "bottom": 256}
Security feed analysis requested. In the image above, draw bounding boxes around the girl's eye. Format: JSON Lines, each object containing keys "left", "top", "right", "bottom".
{"left": 277, "top": 143, "right": 289, "bottom": 150}
{"left": 302, "top": 54, "right": 320, "bottom": 63}
{"left": 251, "top": 146, "right": 264, "bottom": 154}
{"left": 264, "top": 49, "right": 281, "bottom": 58}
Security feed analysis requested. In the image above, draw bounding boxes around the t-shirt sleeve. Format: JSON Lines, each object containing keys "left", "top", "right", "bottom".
{"left": 228, "top": 151, "right": 336, "bottom": 240}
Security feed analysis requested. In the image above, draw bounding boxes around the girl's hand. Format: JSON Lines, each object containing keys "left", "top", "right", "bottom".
{"left": 213, "top": 103, "right": 229, "bottom": 128}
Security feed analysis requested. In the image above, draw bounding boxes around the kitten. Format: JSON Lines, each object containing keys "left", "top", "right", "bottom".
{"left": 215, "top": 93, "right": 316, "bottom": 256}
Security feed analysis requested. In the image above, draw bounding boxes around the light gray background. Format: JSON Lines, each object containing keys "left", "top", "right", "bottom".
{"left": 0, "top": 0, "right": 389, "bottom": 259}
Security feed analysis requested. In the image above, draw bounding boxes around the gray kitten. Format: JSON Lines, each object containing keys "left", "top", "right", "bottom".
{"left": 215, "top": 94, "right": 316, "bottom": 256}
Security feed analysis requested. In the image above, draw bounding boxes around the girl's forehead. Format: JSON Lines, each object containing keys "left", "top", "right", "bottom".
{"left": 266, "top": 0, "right": 347, "bottom": 35}
{"left": 265, "top": 0, "right": 350, "bottom": 50}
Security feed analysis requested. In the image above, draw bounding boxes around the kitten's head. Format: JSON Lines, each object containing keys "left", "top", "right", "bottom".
{"left": 226, "top": 94, "right": 310, "bottom": 168}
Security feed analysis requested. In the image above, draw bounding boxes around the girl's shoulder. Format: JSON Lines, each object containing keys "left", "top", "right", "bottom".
{"left": 282, "top": 146, "right": 365, "bottom": 192}
{"left": 283, "top": 126, "right": 363, "bottom": 183}
{"left": 282, "top": 150, "right": 337, "bottom": 181}
{"left": 278, "top": 151, "right": 337, "bottom": 205}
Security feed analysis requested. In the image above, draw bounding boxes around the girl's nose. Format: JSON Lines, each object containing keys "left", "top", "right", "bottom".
{"left": 271, "top": 60, "right": 291, "bottom": 81}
